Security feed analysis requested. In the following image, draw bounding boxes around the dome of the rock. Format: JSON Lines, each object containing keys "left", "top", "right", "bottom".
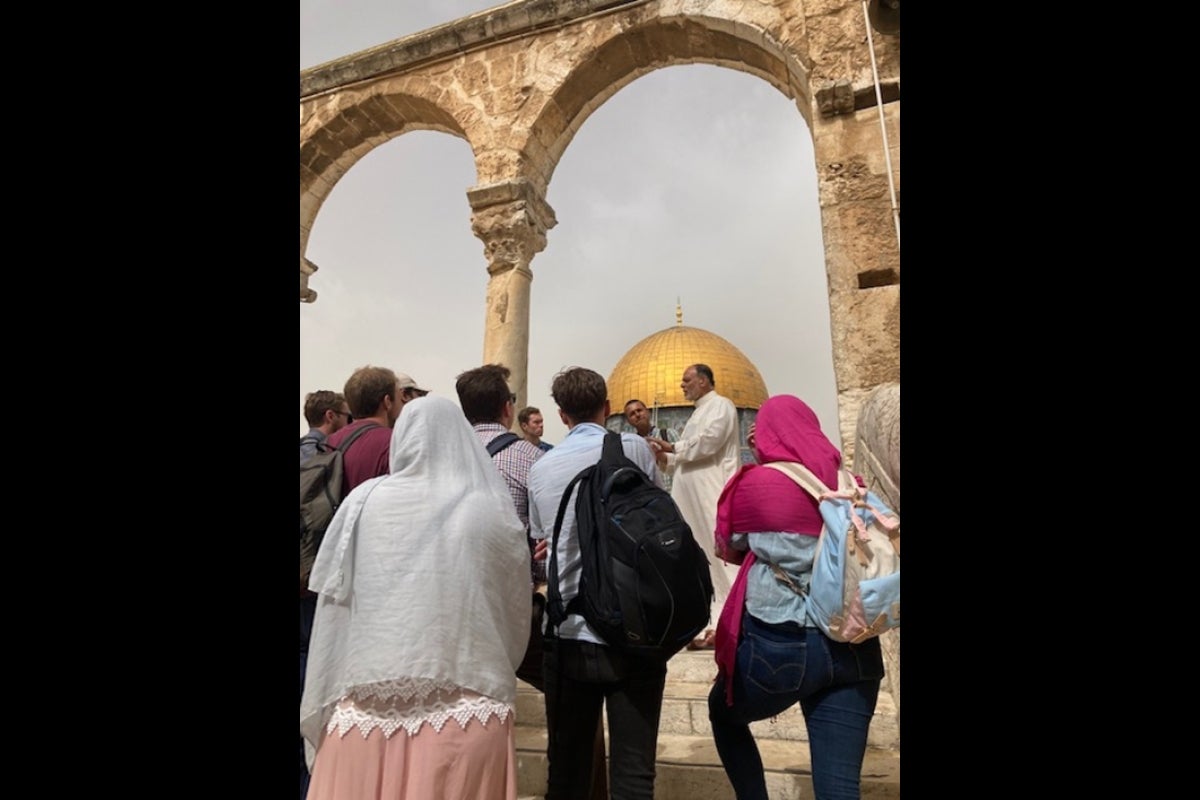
{"left": 606, "top": 315, "right": 769, "bottom": 412}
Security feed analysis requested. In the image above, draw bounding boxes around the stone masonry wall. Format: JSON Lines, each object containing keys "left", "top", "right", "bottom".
{"left": 300, "top": 0, "right": 899, "bottom": 467}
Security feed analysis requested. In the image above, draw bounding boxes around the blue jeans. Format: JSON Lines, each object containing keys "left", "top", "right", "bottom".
{"left": 707, "top": 613, "right": 884, "bottom": 800}
{"left": 543, "top": 637, "right": 667, "bottom": 800}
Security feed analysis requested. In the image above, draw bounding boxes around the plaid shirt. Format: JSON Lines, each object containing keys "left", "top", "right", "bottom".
{"left": 474, "top": 423, "right": 546, "bottom": 583}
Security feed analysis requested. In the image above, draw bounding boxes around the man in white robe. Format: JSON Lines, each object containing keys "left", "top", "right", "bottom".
{"left": 648, "top": 363, "right": 741, "bottom": 648}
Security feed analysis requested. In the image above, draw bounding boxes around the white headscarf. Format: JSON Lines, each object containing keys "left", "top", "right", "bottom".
{"left": 301, "top": 395, "right": 531, "bottom": 751}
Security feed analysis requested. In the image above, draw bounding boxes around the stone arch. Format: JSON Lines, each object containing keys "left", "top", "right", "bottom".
{"left": 458, "top": 12, "right": 823, "bottom": 401}
{"left": 510, "top": 14, "right": 814, "bottom": 197}
{"left": 299, "top": 0, "right": 899, "bottom": 452}
{"left": 300, "top": 91, "right": 473, "bottom": 301}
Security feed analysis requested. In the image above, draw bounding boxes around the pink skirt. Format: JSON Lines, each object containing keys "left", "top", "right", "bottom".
{"left": 307, "top": 712, "right": 518, "bottom": 800}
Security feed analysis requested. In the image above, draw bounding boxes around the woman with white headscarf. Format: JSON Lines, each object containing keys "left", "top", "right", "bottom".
{"left": 301, "top": 395, "right": 532, "bottom": 800}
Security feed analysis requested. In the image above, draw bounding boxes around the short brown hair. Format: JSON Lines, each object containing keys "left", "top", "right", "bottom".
{"left": 303, "top": 390, "right": 346, "bottom": 426}
{"left": 343, "top": 366, "right": 399, "bottom": 418}
{"left": 455, "top": 364, "right": 513, "bottom": 425}
{"left": 550, "top": 367, "right": 607, "bottom": 423}
{"left": 517, "top": 406, "right": 541, "bottom": 425}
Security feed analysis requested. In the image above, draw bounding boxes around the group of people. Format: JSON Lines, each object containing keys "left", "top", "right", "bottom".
{"left": 298, "top": 362, "right": 886, "bottom": 800}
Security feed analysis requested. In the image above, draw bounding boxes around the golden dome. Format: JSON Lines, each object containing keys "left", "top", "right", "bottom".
{"left": 607, "top": 309, "right": 769, "bottom": 411}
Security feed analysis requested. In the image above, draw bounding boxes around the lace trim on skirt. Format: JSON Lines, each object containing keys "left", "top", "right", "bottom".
{"left": 325, "top": 677, "right": 514, "bottom": 740}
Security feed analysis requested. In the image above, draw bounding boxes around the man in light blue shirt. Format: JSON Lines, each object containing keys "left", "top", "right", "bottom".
{"left": 528, "top": 367, "right": 666, "bottom": 800}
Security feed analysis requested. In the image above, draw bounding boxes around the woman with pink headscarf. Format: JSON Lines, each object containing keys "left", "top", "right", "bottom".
{"left": 706, "top": 395, "right": 885, "bottom": 800}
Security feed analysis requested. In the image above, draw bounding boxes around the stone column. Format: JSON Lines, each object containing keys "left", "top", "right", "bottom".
{"left": 468, "top": 178, "right": 557, "bottom": 407}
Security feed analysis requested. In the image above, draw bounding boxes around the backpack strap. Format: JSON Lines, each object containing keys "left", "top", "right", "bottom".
{"left": 599, "top": 433, "right": 652, "bottom": 499}
{"left": 762, "top": 461, "right": 834, "bottom": 500}
{"left": 601, "top": 430, "right": 624, "bottom": 462}
{"left": 765, "top": 559, "right": 811, "bottom": 597}
{"left": 486, "top": 432, "right": 521, "bottom": 457}
{"left": 337, "top": 422, "right": 382, "bottom": 454}
{"left": 545, "top": 465, "right": 591, "bottom": 630}
{"left": 765, "top": 462, "right": 877, "bottom": 510}
{"left": 765, "top": 462, "right": 899, "bottom": 554}
{"left": 545, "top": 433, "right": 633, "bottom": 630}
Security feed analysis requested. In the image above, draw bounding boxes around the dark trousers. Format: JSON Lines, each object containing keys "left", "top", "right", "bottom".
{"left": 522, "top": 609, "right": 608, "bottom": 800}
{"left": 543, "top": 637, "right": 667, "bottom": 800}
{"left": 299, "top": 593, "right": 317, "bottom": 800}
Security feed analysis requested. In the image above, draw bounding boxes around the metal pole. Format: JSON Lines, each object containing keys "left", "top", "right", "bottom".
{"left": 863, "top": 1, "right": 900, "bottom": 251}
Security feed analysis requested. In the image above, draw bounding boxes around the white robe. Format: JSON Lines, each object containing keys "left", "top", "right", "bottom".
{"left": 665, "top": 390, "right": 742, "bottom": 616}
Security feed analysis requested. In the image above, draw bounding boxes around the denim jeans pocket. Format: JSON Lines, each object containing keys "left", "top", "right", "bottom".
{"left": 741, "top": 628, "right": 808, "bottom": 694}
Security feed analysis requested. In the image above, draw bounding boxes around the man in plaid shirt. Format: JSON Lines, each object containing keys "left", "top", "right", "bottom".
{"left": 455, "top": 363, "right": 546, "bottom": 584}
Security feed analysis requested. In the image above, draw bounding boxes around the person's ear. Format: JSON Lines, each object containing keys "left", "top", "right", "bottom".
{"left": 559, "top": 409, "right": 569, "bottom": 426}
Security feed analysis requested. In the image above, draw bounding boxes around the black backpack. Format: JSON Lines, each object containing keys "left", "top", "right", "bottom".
{"left": 299, "top": 423, "right": 381, "bottom": 589}
{"left": 546, "top": 432, "right": 714, "bottom": 661}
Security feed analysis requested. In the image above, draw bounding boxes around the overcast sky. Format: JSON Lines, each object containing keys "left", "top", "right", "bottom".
{"left": 299, "top": 0, "right": 842, "bottom": 448}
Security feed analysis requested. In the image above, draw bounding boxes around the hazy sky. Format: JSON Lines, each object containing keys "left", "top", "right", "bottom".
{"left": 299, "top": 0, "right": 842, "bottom": 448}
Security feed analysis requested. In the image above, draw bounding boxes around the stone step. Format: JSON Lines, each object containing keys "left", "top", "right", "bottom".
{"left": 664, "top": 648, "right": 722, "bottom": 684}
{"left": 516, "top": 651, "right": 899, "bottom": 751}
{"left": 517, "top": 684, "right": 897, "bottom": 751}
{"left": 514, "top": 647, "right": 900, "bottom": 797}
{"left": 514, "top": 726, "right": 900, "bottom": 800}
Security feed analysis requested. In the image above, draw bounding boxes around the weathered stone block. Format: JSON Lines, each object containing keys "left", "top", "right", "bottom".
{"left": 817, "top": 153, "right": 889, "bottom": 205}
{"left": 299, "top": 139, "right": 335, "bottom": 183}
{"left": 360, "top": 94, "right": 405, "bottom": 131}
{"left": 816, "top": 78, "right": 856, "bottom": 116}
{"left": 820, "top": 200, "right": 898, "bottom": 290}
{"left": 453, "top": 16, "right": 492, "bottom": 49}
{"left": 829, "top": 285, "right": 899, "bottom": 392}
{"left": 485, "top": 4, "right": 534, "bottom": 39}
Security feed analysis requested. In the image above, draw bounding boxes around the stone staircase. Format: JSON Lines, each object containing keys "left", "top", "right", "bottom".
{"left": 514, "top": 649, "right": 900, "bottom": 799}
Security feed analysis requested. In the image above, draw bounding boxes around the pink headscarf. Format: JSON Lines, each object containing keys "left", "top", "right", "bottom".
{"left": 713, "top": 395, "right": 843, "bottom": 705}
{"left": 752, "top": 395, "right": 842, "bottom": 486}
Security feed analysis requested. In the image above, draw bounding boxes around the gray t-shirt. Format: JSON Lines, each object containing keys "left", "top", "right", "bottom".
{"left": 299, "top": 429, "right": 327, "bottom": 463}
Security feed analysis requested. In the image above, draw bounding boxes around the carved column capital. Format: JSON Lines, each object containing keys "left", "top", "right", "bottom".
{"left": 300, "top": 257, "right": 319, "bottom": 303}
{"left": 468, "top": 178, "right": 558, "bottom": 277}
